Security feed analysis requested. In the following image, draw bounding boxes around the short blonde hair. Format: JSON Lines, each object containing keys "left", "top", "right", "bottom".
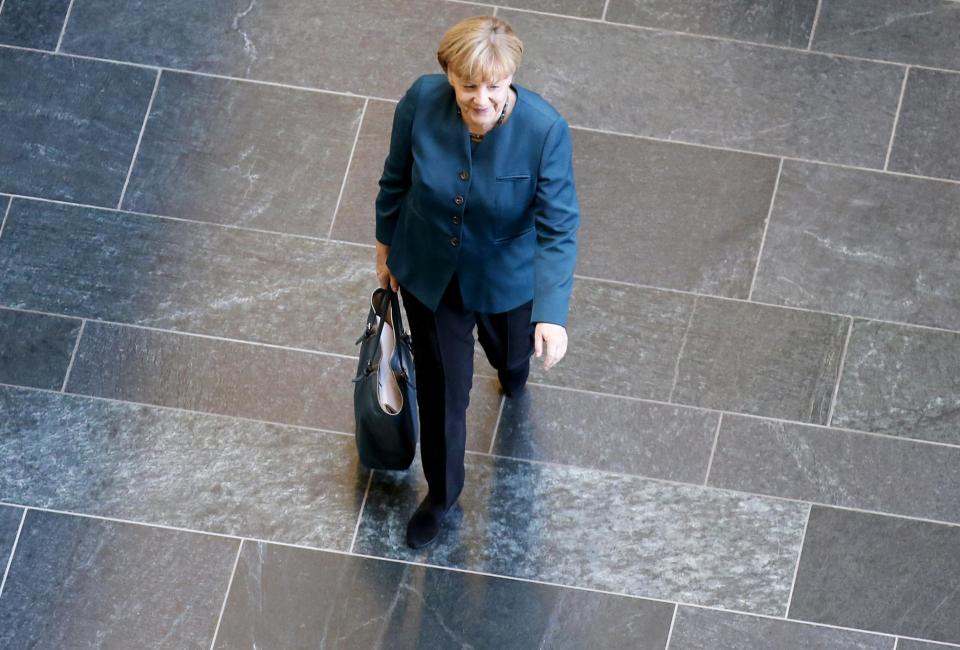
{"left": 437, "top": 16, "right": 523, "bottom": 82}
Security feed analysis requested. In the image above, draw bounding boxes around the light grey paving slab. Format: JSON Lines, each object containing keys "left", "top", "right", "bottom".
{"left": 66, "top": 321, "right": 501, "bottom": 453}
{"left": 214, "top": 541, "right": 674, "bottom": 649}
{"left": 752, "top": 161, "right": 960, "bottom": 330}
{"left": 670, "top": 605, "right": 894, "bottom": 650}
{"left": 791, "top": 507, "right": 960, "bottom": 645}
{"left": 605, "top": 0, "right": 818, "bottom": 47}
{"left": 0, "top": 385, "right": 369, "bottom": 549}
{"left": 671, "top": 298, "right": 847, "bottom": 423}
{"left": 0, "top": 199, "right": 374, "bottom": 356}
{"left": 0, "top": 505, "right": 23, "bottom": 571}
{"left": 122, "top": 72, "right": 363, "bottom": 237}
{"left": 355, "top": 455, "right": 808, "bottom": 615}
{"left": 495, "top": 383, "right": 719, "bottom": 483}
{"left": 0, "top": 510, "right": 238, "bottom": 649}
{"left": 503, "top": 9, "right": 903, "bottom": 166}
{"left": 811, "top": 0, "right": 960, "bottom": 71}
{"left": 0, "top": 0, "right": 71, "bottom": 49}
{"left": 832, "top": 320, "right": 960, "bottom": 445}
{"left": 709, "top": 415, "right": 960, "bottom": 524}
{"left": 61, "top": 0, "right": 479, "bottom": 99}
{"left": 0, "top": 307, "right": 81, "bottom": 390}
{"left": 0, "top": 48, "right": 155, "bottom": 205}
{"left": 501, "top": 0, "right": 605, "bottom": 18}
{"left": 888, "top": 68, "right": 960, "bottom": 182}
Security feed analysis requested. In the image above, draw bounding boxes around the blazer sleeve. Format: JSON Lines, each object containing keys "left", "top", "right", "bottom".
{"left": 375, "top": 76, "right": 423, "bottom": 245}
{"left": 531, "top": 117, "right": 580, "bottom": 327}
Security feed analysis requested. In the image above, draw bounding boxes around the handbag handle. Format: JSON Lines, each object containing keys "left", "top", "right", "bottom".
{"left": 357, "top": 288, "right": 413, "bottom": 379}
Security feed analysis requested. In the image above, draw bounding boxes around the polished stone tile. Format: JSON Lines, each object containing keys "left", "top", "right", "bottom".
{"left": 0, "top": 385, "right": 368, "bottom": 549}
{"left": 61, "top": 0, "right": 478, "bottom": 99}
{"left": 122, "top": 72, "right": 363, "bottom": 237}
{"left": 606, "top": 0, "right": 818, "bottom": 46}
{"left": 811, "top": 0, "right": 960, "bottom": 71}
{"left": 0, "top": 510, "right": 237, "bottom": 649}
{"left": 0, "top": 48, "right": 155, "bottom": 205}
{"left": 0, "top": 0, "right": 71, "bottom": 49}
{"left": 0, "top": 200, "right": 374, "bottom": 355}
{"left": 832, "top": 321, "right": 960, "bottom": 445}
{"left": 0, "top": 505, "right": 23, "bottom": 568}
{"left": 899, "top": 641, "right": 960, "bottom": 650}
{"left": 670, "top": 605, "right": 894, "bottom": 650}
{"left": 572, "top": 130, "right": 777, "bottom": 298}
{"left": 888, "top": 68, "right": 960, "bottom": 182}
{"left": 672, "top": 298, "right": 847, "bottom": 423}
{"left": 66, "top": 321, "right": 501, "bottom": 453}
{"left": 753, "top": 162, "right": 960, "bottom": 330}
{"left": 504, "top": 0, "right": 605, "bottom": 18}
{"left": 0, "top": 307, "right": 81, "bottom": 390}
{"left": 791, "top": 507, "right": 960, "bottom": 644}
{"left": 496, "top": 384, "right": 719, "bottom": 483}
{"left": 504, "top": 9, "right": 903, "bottom": 166}
{"left": 356, "top": 455, "right": 808, "bottom": 615}
{"left": 709, "top": 415, "right": 960, "bottom": 524}
{"left": 215, "top": 541, "right": 675, "bottom": 649}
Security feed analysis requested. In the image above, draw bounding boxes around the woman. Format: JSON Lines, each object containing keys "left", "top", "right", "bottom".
{"left": 375, "top": 16, "right": 579, "bottom": 549}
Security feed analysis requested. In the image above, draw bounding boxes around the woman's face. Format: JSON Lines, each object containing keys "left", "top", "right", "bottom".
{"left": 447, "top": 71, "right": 514, "bottom": 128}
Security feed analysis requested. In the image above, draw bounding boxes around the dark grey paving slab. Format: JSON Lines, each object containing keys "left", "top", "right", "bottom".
{"left": 0, "top": 199, "right": 373, "bottom": 356}
{"left": 709, "top": 415, "right": 960, "bottom": 524}
{"left": 0, "top": 505, "right": 23, "bottom": 571}
{"left": 606, "top": 0, "right": 818, "bottom": 47}
{"left": 672, "top": 298, "right": 847, "bottom": 423}
{"left": 811, "top": 0, "right": 960, "bottom": 71}
{"left": 791, "top": 507, "right": 960, "bottom": 645}
{"left": 356, "top": 455, "right": 808, "bottom": 615}
{"left": 61, "top": 0, "right": 478, "bottom": 99}
{"left": 0, "top": 307, "right": 81, "bottom": 390}
{"left": 0, "top": 385, "right": 368, "bottom": 549}
{"left": 572, "top": 130, "right": 777, "bottom": 298}
{"left": 496, "top": 383, "right": 719, "bottom": 483}
{"left": 670, "top": 605, "right": 894, "bottom": 650}
{"left": 0, "top": 510, "right": 237, "bottom": 649}
{"left": 504, "top": 9, "right": 903, "bottom": 166}
{"left": 122, "top": 72, "right": 363, "bottom": 237}
{"left": 0, "top": 0, "right": 71, "bottom": 49}
{"left": 215, "top": 541, "right": 674, "bottom": 649}
{"left": 832, "top": 320, "right": 960, "bottom": 445}
{"left": 888, "top": 68, "right": 960, "bottom": 182}
{"left": 0, "top": 48, "right": 155, "bottom": 205}
{"left": 752, "top": 161, "right": 960, "bottom": 330}
{"left": 66, "top": 321, "right": 501, "bottom": 453}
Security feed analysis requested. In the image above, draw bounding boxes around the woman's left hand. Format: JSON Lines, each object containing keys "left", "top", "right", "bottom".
{"left": 534, "top": 323, "right": 568, "bottom": 370}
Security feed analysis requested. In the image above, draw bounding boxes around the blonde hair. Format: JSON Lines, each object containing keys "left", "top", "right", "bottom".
{"left": 437, "top": 16, "right": 524, "bottom": 82}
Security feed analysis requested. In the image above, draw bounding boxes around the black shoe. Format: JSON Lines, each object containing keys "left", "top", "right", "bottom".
{"left": 405, "top": 495, "right": 451, "bottom": 549}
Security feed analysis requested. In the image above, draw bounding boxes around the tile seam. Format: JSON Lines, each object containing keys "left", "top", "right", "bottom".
{"left": 325, "top": 98, "right": 367, "bottom": 240}
{"left": 208, "top": 540, "right": 243, "bottom": 650}
{"left": 0, "top": 196, "right": 12, "bottom": 240}
{"left": 702, "top": 413, "right": 723, "bottom": 486}
{"left": 884, "top": 66, "right": 911, "bottom": 171}
{"left": 0, "top": 507, "right": 26, "bottom": 598}
{"left": 60, "top": 319, "right": 86, "bottom": 392}
{"left": 747, "top": 157, "right": 784, "bottom": 300}
{"left": 826, "top": 317, "right": 855, "bottom": 426}
{"left": 784, "top": 504, "right": 812, "bottom": 618}
{"left": 0, "top": 0, "right": 5, "bottom": 20}
{"left": 54, "top": 0, "right": 76, "bottom": 53}
{"left": 349, "top": 471, "right": 374, "bottom": 553}
{"left": 667, "top": 296, "right": 698, "bottom": 403}
{"left": 488, "top": 395, "right": 506, "bottom": 455}
{"left": 663, "top": 603, "right": 679, "bottom": 649}
{"left": 600, "top": 0, "right": 611, "bottom": 21}
{"left": 117, "top": 68, "right": 162, "bottom": 210}
{"left": 806, "top": 0, "right": 823, "bottom": 50}
{"left": 492, "top": 6, "right": 499, "bottom": 16}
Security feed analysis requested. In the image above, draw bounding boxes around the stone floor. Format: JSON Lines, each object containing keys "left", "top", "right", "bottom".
{"left": 1, "top": 0, "right": 959, "bottom": 647}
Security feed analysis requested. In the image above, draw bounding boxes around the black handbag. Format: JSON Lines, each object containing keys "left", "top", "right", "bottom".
{"left": 353, "top": 288, "right": 419, "bottom": 470}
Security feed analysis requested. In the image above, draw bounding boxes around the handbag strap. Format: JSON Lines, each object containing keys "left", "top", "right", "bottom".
{"left": 356, "top": 288, "right": 413, "bottom": 379}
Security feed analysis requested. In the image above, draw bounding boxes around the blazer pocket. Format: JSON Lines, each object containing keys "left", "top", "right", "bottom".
{"left": 496, "top": 173, "right": 532, "bottom": 182}
{"left": 494, "top": 225, "right": 535, "bottom": 244}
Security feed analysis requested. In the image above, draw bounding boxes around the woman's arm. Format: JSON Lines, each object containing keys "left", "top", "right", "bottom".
{"left": 375, "top": 76, "right": 423, "bottom": 247}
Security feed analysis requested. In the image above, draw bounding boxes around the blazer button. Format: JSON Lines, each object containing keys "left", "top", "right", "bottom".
{"left": 454, "top": 195, "right": 464, "bottom": 206}
{"left": 452, "top": 215, "right": 461, "bottom": 224}
{"left": 450, "top": 237, "right": 460, "bottom": 247}
{"left": 459, "top": 170, "right": 469, "bottom": 181}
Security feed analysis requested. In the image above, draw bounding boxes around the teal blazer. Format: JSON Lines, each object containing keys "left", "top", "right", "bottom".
{"left": 376, "top": 74, "right": 579, "bottom": 326}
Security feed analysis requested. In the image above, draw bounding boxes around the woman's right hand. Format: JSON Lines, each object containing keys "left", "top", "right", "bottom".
{"left": 376, "top": 241, "right": 400, "bottom": 292}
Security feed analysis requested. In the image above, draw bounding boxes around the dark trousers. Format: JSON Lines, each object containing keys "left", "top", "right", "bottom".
{"left": 401, "top": 278, "right": 535, "bottom": 509}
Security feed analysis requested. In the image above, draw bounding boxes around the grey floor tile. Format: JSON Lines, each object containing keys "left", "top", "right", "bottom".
{"left": 0, "top": 199, "right": 374, "bottom": 355}
{"left": 61, "top": 0, "right": 478, "bottom": 99}
{"left": 0, "top": 0, "right": 71, "bottom": 49}
{"left": 0, "top": 385, "right": 368, "bottom": 549}
{"left": 790, "top": 507, "right": 960, "bottom": 644}
{"left": 752, "top": 161, "right": 960, "bottom": 330}
{"left": 888, "top": 68, "right": 960, "bottom": 182}
{"left": 0, "top": 48, "right": 155, "bottom": 205}
{"left": 495, "top": 384, "right": 719, "bottom": 483}
{"left": 501, "top": 0, "right": 605, "bottom": 18}
{"left": 672, "top": 298, "right": 847, "bottom": 423}
{"left": 0, "top": 307, "right": 81, "bottom": 390}
{"left": 0, "top": 510, "right": 237, "bottom": 649}
{"left": 215, "top": 541, "right": 674, "bottom": 649}
{"left": 503, "top": 9, "right": 903, "bottom": 166}
{"left": 606, "top": 0, "right": 818, "bottom": 47}
{"left": 670, "top": 605, "right": 894, "bottom": 650}
{"left": 709, "top": 415, "right": 960, "bottom": 524}
{"left": 572, "top": 130, "right": 777, "bottom": 298}
{"left": 0, "top": 505, "right": 23, "bottom": 569}
{"left": 122, "top": 72, "right": 363, "bottom": 237}
{"left": 355, "top": 455, "right": 808, "bottom": 615}
{"left": 811, "top": 0, "right": 960, "bottom": 71}
{"left": 899, "top": 641, "right": 960, "bottom": 650}
{"left": 832, "top": 320, "right": 960, "bottom": 445}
